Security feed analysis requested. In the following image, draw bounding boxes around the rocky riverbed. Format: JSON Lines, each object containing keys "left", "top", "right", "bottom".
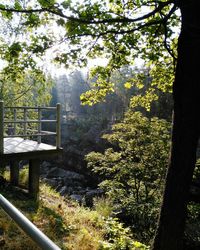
{"left": 40, "top": 161, "right": 103, "bottom": 207}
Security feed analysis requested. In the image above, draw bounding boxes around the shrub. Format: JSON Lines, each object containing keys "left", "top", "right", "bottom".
{"left": 86, "top": 111, "right": 171, "bottom": 242}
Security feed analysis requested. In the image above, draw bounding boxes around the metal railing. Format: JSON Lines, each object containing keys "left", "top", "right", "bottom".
{"left": 0, "top": 194, "right": 61, "bottom": 250}
{"left": 0, "top": 101, "right": 61, "bottom": 154}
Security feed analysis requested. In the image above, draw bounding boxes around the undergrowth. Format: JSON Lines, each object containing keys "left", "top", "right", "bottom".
{"left": 0, "top": 175, "right": 149, "bottom": 250}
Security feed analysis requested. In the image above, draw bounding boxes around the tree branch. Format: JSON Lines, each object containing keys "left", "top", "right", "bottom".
{"left": 162, "top": 6, "right": 178, "bottom": 59}
{"left": 0, "top": 0, "right": 175, "bottom": 25}
{"left": 66, "top": 15, "right": 175, "bottom": 40}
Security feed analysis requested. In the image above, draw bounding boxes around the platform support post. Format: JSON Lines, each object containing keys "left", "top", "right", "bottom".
{"left": 10, "top": 161, "right": 19, "bottom": 186}
{"left": 29, "top": 159, "right": 40, "bottom": 201}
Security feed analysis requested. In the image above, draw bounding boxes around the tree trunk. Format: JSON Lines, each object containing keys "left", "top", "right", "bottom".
{"left": 152, "top": 1, "right": 200, "bottom": 249}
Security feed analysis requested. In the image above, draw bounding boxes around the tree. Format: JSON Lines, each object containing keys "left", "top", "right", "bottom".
{"left": 0, "top": 1, "right": 199, "bottom": 249}
{"left": 0, "top": 67, "right": 53, "bottom": 106}
{"left": 86, "top": 111, "right": 170, "bottom": 243}
{"left": 153, "top": 2, "right": 200, "bottom": 249}
{"left": 0, "top": 2, "right": 53, "bottom": 106}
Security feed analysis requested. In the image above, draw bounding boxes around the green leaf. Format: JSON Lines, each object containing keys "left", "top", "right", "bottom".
{"left": 124, "top": 82, "right": 132, "bottom": 89}
{"left": 0, "top": 4, "right": 5, "bottom": 9}
{"left": 14, "top": 1, "right": 22, "bottom": 10}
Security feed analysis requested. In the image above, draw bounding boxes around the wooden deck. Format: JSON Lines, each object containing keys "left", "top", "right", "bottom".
{"left": 0, "top": 101, "right": 63, "bottom": 201}
{"left": 0, "top": 137, "right": 62, "bottom": 201}
{"left": 1, "top": 137, "right": 62, "bottom": 162}
{"left": 4, "top": 137, "right": 57, "bottom": 154}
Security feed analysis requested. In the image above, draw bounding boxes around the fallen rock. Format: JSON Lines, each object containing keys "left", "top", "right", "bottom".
{"left": 85, "top": 189, "right": 104, "bottom": 207}
{"left": 43, "top": 178, "right": 58, "bottom": 188}
{"left": 70, "top": 194, "right": 83, "bottom": 204}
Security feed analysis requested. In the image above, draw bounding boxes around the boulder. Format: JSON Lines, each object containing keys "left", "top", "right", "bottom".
{"left": 85, "top": 189, "right": 104, "bottom": 207}
{"left": 46, "top": 167, "right": 68, "bottom": 178}
{"left": 70, "top": 194, "right": 83, "bottom": 204}
{"left": 59, "top": 186, "right": 68, "bottom": 196}
{"left": 43, "top": 178, "right": 58, "bottom": 188}
{"left": 40, "top": 161, "right": 53, "bottom": 175}
{"left": 63, "top": 171, "right": 85, "bottom": 182}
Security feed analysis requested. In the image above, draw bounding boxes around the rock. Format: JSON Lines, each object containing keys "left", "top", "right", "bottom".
{"left": 85, "top": 189, "right": 104, "bottom": 207}
{"left": 73, "top": 189, "right": 86, "bottom": 195}
{"left": 46, "top": 167, "right": 68, "bottom": 178}
{"left": 40, "top": 161, "right": 52, "bottom": 175}
{"left": 85, "top": 189, "right": 104, "bottom": 197}
{"left": 70, "top": 194, "right": 83, "bottom": 204}
{"left": 45, "top": 167, "right": 86, "bottom": 183}
{"left": 59, "top": 186, "right": 68, "bottom": 196}
{"left": 41, "top": 161, "right": 52, "bottom": 168}
{"left": 65, "top": 187, "right": 73, "bottom": 195}
{"left": 63, "top": 172, "right": 85, "bottom": 183}
{"left": 55, "top": 184, "right": 63, "bottom": 192}
{"left": 82, "top": 125, "right": 102, "bottom": 144}
{"left": 43, "top": 178, "right": 58, "bottom": 188}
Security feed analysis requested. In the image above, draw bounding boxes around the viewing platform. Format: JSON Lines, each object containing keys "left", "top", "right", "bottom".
{"left": 0, "top": 101, "right": 63, "bottom": 200}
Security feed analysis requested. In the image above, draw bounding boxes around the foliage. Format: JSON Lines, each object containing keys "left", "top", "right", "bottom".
{"left": 94, "top": 197, "right": 115, "bottom": 218}
{"left": 54, "top": 67, "right": 136, "bottom": 140}
{"left": 99, "top": 218, "right": 149, "bottom": 250}
{"left": 0, "top": 1, "right": 180, "bottom": 104}
{"left": 3, "top": 165, "right": 29, "bottom": 187}
{"left": 0, "top": 181, "right": 149, "bottom": 250}
{"left": 0, "top": 4, "right": 54, "bottom": 105}
{"left": 86, "top": 110, "right": 171, "bottom": 242}
{"left": 184, "top": 159, "right": 200, "bottom": 246}
{"left": 118, "top": 61, "right": 174, "bottom": 119}
{"left": 0, "top": 67, "right": 53, "bottom": 106}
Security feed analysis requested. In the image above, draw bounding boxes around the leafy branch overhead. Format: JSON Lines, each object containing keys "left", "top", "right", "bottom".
{"left": 0, "top": 0, "right": 180, "bottom": 104}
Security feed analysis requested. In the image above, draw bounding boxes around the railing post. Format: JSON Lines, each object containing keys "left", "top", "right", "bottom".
{"left": 23, "top": 108, "right": 27, "bottom": 137}
{"left": 0, "top": 100, "right": 4, "bottom": 154}
{"left": 37, "top": 107, "right": 41, "bottom": 144}
{"left": 56, "top": 103, "right": 61, "bottom": 148}
{"left": 13, "top": 108, "right": 17, "bottom": 135}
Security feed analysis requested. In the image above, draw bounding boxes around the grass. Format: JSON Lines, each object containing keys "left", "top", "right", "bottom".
{"left": 0, "top": 170, "right": 149, "bottom": 250}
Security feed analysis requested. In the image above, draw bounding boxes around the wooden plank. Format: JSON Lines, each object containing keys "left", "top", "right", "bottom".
{"left": 3, "top": 138, "right": 56, "bottom": 154}
{"left": 29, "top": 159, "right": 40, "bottom": 201}
{"left": 0, "top": 148, "right": 63, "bottom": 163}
{"left": 0, "top": 137, "right": 62, "bottom": 163}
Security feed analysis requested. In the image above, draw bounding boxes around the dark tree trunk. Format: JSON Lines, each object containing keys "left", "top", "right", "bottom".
{"left": 152, "top": 1, "right": 200, "bottom": 249}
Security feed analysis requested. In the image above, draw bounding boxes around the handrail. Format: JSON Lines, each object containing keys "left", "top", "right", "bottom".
{"left": 0, "top": 101, "right": 61, "bottom": 153}
{"left": 0, "top": 194, "right": 61, "bottom": 250}
{"left": 4, "top": 120, "right": 57, "bottom": 123}
{"left": 4, "top": 106, "right": 57, "bottom": 110}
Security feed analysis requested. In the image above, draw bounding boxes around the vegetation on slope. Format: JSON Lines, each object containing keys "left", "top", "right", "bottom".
{"left": 0, "top": 179, "right": 148, "bottom": 250}
{"left": 86, "top": 111, "right": 171, "bottom": 243}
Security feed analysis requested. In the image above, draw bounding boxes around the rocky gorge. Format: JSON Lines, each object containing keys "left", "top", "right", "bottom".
{"left": 40, "top": 115, "right": 114, "bottom": 207}
{"left": 40, "top": 161, "right": 104, "bottom": 207}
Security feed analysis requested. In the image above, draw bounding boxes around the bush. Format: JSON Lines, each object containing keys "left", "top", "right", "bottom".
{"left": 86, "top": 111, "right": 171, "bottom": 242}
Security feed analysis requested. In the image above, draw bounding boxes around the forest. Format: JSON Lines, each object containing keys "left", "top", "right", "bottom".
{"left": 0, "top": 1, "right": 200, "bottom": 250}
